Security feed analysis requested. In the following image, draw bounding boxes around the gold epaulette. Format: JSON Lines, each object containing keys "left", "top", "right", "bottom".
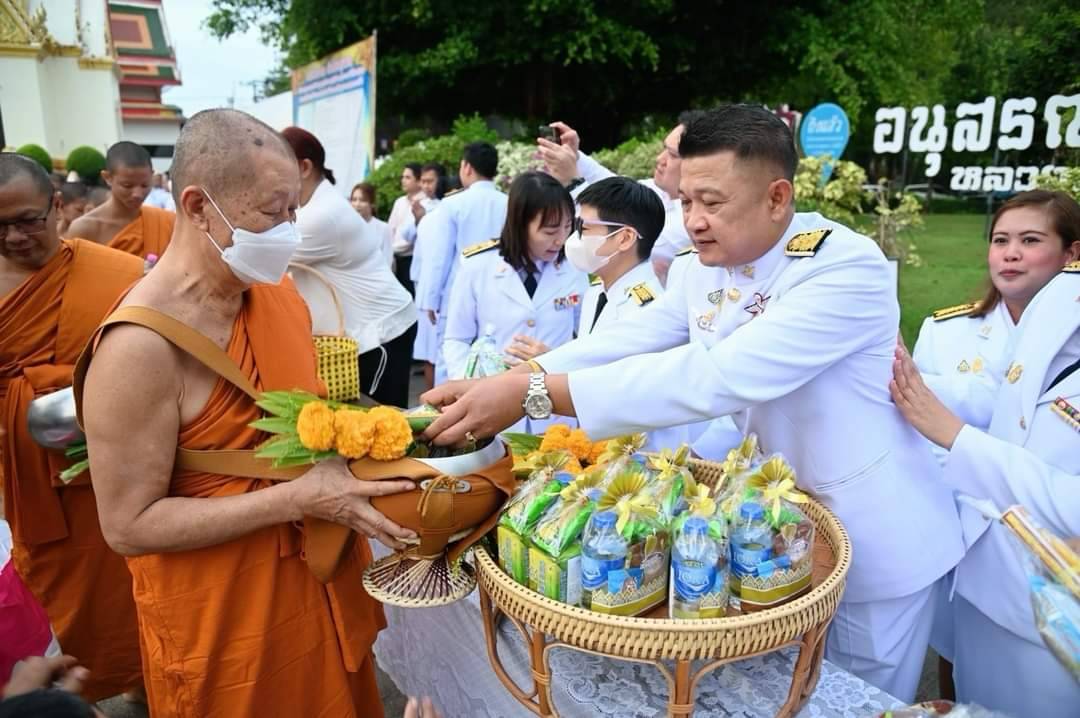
{"left": 931, "top": 302, "right": 978, "bottom": 321}
{"left": 675, "top": 245, "right": 697, "bottom": 257}
{"left": 1064, "top": 260, "right": 1080, "bottom": 273}
{"left": 785, "top": 229, "right": 831, "bottom": 257}
{"left": 462, "top": 239, "right": 499, "bottom": 258}
{"left": 590, "top": 276, "right": 602, "bottom": 286}
{"left": 628, "top": 283, "right": 656, "bottom": 306}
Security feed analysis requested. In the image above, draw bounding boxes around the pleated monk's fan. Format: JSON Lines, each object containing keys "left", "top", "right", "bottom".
{"left": 360, "top": 437, "right": 517, "bottom": 606}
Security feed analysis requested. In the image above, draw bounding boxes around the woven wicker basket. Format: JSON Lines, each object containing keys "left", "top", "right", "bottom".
{"left": 288, "top": 262, "right": 360, "bottom": 401}
{"left": 474, "top": 456, "right": 852, "bottom": 718}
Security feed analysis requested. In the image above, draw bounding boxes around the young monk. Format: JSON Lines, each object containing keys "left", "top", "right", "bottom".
{"left": 0, "top": 153, "right": 143, "bottom": 702}
{"left": 55, "top": 182, "right": 89, "bottom": 236}
{"left": 65, "top": 141, "right": 173, "bottom": 258}
{"left": 79, "top": 109, "right": 416, "bottom": 717}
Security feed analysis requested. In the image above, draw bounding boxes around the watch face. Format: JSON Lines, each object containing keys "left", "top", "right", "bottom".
{"left": 525, "top": 393, "right": 553, "bottom": 419}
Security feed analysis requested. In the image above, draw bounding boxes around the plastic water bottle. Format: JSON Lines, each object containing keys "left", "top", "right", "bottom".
{"left": 729, "top": 502, "right": 772, "bottom": 584}
{"left": 580, "top": 510, "right": 627, "bottom": 608}
{"left": 465, "top": 323, "right": 502, "bottom": 378}
{"left": 671, "top": 517, "right": 720, "bottom": 618}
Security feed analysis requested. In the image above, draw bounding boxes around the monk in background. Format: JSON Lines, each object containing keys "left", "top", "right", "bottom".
{"left": 80, "top": 109, "right": 415, "bottom": 717}
{"left": 56, "top": 181, "right": 90, "bottom": 236}
{"left": 65, "top": 141, "right": 173, "bottom": 258}
{"left": 0, "top": 153, "right": 143, "bottom": 702}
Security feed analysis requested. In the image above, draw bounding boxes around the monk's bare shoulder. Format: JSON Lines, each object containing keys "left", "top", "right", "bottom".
{"left": 90, "top": 322, "right": 181, "bottom": 396}
{"left": 64, "top": 213, "right": 109, "bottom": 243}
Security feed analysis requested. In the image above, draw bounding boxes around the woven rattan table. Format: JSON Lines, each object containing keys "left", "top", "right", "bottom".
{"left": 473, "top": 459, "right": 851, "bottom": 718}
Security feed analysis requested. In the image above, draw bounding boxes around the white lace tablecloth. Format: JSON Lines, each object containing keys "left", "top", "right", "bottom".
{"left": 372, "top": 554, "right": 902, "bottom": 717}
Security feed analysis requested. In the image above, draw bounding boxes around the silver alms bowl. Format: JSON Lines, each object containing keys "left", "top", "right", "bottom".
{"left": 27, "top": 387, "right": 83, "bottom": 449}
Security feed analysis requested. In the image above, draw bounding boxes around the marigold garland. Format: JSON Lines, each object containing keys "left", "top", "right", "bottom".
{"left": 334, "top": 408, "right": 376, "bottom": 458}
{"left": 296, "top": 401, "right": 336, "bottom": 452}
{"left": 367, "top": 406, "right": 413, "bottom": 460}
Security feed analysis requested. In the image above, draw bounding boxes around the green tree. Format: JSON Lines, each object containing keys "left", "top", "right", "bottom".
{"left": 16, "top": 144, "right": 53, "bottom": 173}
{"left": 205, "top": 0, "right": 806, "bottom": 147}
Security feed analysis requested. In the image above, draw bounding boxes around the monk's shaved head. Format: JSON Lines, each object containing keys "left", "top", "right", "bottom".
{"left": 171, "top": 109, "right": 294, "bottom": 205}
{"left": 0, "top": 152, "right": 55, "bottom": 200}
{"left": 106, "top": 141, "right": 152, "bottom": 171}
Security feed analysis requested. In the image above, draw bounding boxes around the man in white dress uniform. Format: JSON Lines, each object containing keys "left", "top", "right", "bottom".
{"left": 416, "top": 143, "right": 507, "bottom": 385}
{"left": 422, "top": 105, "right": 964, "bottom": 702}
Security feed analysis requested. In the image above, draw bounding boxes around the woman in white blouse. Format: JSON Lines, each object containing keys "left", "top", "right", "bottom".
{"left": 350, "top": 182, "right": 394, "bottom": 269}
{"left": 282, "top": 127, "right": 418, "bottom": 407}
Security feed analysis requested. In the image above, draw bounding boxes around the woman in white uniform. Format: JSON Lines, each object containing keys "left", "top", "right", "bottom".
{"left": 443, "top": 171, "right": 588, "bottom": 433}
{"left": 892, "top": 189, "right": 1080, "bottom": 718}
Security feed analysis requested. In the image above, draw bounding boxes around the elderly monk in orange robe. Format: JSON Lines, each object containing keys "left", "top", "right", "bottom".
{"left": 79, "top": 109, "right": 416, "bottom": 718}
{"left": 64, "top": 141, "right": 174, "bottom": 258}
{"left": 0, "top": 153, "right": 143, "bottom": 701}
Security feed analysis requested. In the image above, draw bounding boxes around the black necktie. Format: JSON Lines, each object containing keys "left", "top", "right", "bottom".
{"left": 524, "top": 271, "right": 538, "bottom": 298}
{"left": 1048, "top": 356, "right": 1080, "bottom": 392}
{"left": 590, "top": 291, "right": 608, "bottom": 331}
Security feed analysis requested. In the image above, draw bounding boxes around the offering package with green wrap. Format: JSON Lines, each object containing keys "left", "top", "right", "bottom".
{"left": 528, "top": 482, "right": 605, "bottom": 604}
{"left": 726, "top": 455, "right": 815, "bottom": 612}
{"left": 669, "top": 481, "right": 729, "bottom": 619}
{"left": 592, "top": 434, "right": 649, "bottom": 491}
{"left": 497, "top": 452, "right": 574, "bottom": 585}
{"left": 581, "top": 470, "right": 671, "bottom": 616}
{"left": 643, "top": 444, "right": 693, "bottom": 524}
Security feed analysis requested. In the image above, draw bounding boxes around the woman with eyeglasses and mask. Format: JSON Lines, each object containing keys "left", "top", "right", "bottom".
{"left": 893, "top": 189, "right": 1080, "bottom": 717}
{"left": 441, "top": 171, "right": 588, "bottom": 432}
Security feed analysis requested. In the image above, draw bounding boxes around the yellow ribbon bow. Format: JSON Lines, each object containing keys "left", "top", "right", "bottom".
{"left": 596, "top": 433, "right": 647, "bottom": 465}
{"left": 746, "top": 456, "right": 808, "bottom": 523}
{"left": 513, "top": 448, "right": 572, "bottom": 476}
{"left": 685, "top": 483, "right": 716, "bottom": 518}
{"left": 650, "top": 444, "right": 691, "bottom": 481}
{"left": 612, "top": 494, "right": 659, "bottom": 535}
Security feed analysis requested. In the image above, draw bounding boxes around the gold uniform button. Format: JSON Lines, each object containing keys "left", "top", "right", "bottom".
{"left": 527, "top": 319, "right": 536, "bottom": 327}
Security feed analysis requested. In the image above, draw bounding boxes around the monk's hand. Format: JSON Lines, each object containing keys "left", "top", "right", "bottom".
{"left": 890, "top": 345, "right": 964, "bottom": 450}
{"left": 405, "top": 696, "right": 443, "bottom": 718}
{"left": 421, "top": 373, "right": 529, "bottom": 446}
{"left": 295, "top": 456, "right": 417, "bottom": 550}
{"left": 3, "top": 655, "right": 90, "bottom": 698}
{"left": 504, "top": 335, "right": 549, "bottom": 363}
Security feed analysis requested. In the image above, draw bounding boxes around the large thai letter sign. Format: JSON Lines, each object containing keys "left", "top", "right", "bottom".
{"left": 873, "top": 94, "right": 1079, "bottom": 192}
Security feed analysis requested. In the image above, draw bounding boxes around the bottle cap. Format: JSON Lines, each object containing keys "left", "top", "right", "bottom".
{"left": 592, "top": 510, "right": 617, "bottom": 529}
{"left": 554, "top": 471, "right": 574, "bottom": 485}
{"left": 739, "top": 502, "right": 765, "bottom": 521}
{"left": 683, "top": 516, "right": 708, "bottom": 536}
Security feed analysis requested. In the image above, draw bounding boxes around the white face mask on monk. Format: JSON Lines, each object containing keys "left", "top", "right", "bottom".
{"left": 200, "top": 189, "right": 300, "bottom": 285}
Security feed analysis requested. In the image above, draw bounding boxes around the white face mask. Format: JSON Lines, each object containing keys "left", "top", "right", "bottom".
{"left": 564, "top": 228, "right": 621, "bottom": 274}
{"left": 201, "top": 189, "right": 300, "bottom": 285}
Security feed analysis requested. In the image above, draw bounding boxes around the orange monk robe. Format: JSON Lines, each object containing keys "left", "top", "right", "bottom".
{"left": 107, "top": 205, "right": 174, "bottom": 259}
{"left": 84, "top": 282, "right": 386, "bottom": 718}
{"left": 0, "top": 239, "right": 144, "bottom": 702}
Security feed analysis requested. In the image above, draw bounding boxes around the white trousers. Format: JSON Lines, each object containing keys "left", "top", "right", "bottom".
{"left": 953, "top": 595, "right": 1079, "bottom": 718}
{"left": 825, "top": 579, "right": 939, "bottom": 703}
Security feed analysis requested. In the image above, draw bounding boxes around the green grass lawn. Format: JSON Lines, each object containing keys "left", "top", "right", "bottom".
{"left": 896, "top": 214, "right": 990, "bottom": 346}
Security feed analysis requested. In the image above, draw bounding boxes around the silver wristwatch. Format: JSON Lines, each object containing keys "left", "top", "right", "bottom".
{"left": 522, "top": 372, "right": 553, "bottom": 420}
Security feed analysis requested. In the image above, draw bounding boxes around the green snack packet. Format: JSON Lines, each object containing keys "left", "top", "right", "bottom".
{"left": 645, "top": 445, "right": 693, "bottom": 524}
{"left": 500, "top": 452, "right": 573, "bottom": 533}
{"left": 532, "top": 476, "right": 603, "bottom": 557}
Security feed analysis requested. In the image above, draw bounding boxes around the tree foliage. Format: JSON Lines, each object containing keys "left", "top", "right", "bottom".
{"left": 206, "top": 0, "right": 1078, "bottom": 155}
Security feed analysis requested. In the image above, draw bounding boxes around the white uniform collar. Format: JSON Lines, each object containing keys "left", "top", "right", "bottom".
{"left": 606, "top": 260, "right": 658, "bottom": 306}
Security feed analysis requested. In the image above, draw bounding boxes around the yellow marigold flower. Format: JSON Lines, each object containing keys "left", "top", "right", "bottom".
{"left": 296, "top": 401, "right": 336, "bottom": 451}
{"left": 334, "top": 408, "right": 375, "bottom": 459}
{"left": 563, "top": 456, "right": 583, "bottom": 475}
{"left": 566, "top": 429, "right": 593, "bottom": 461}
{"left": 587, "top": 441, "right": 607, "bottom": 466}
{"left": 539, "top": 424, "right": 572, "bottom": 453}
{"left": 367, "top": 406, "right": 413, "bottom": 461}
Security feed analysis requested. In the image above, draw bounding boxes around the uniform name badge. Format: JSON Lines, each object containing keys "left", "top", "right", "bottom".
{"left": 1051, "top": 397, "right": 1080, "bottom": 433}
{"left": 554, "top": 294, "right": 581, "bottom": 311}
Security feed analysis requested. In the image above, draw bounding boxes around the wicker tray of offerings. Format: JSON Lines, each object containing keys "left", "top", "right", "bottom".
{"left": 473, "top": 456, "right": 851, "bottom": 718}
